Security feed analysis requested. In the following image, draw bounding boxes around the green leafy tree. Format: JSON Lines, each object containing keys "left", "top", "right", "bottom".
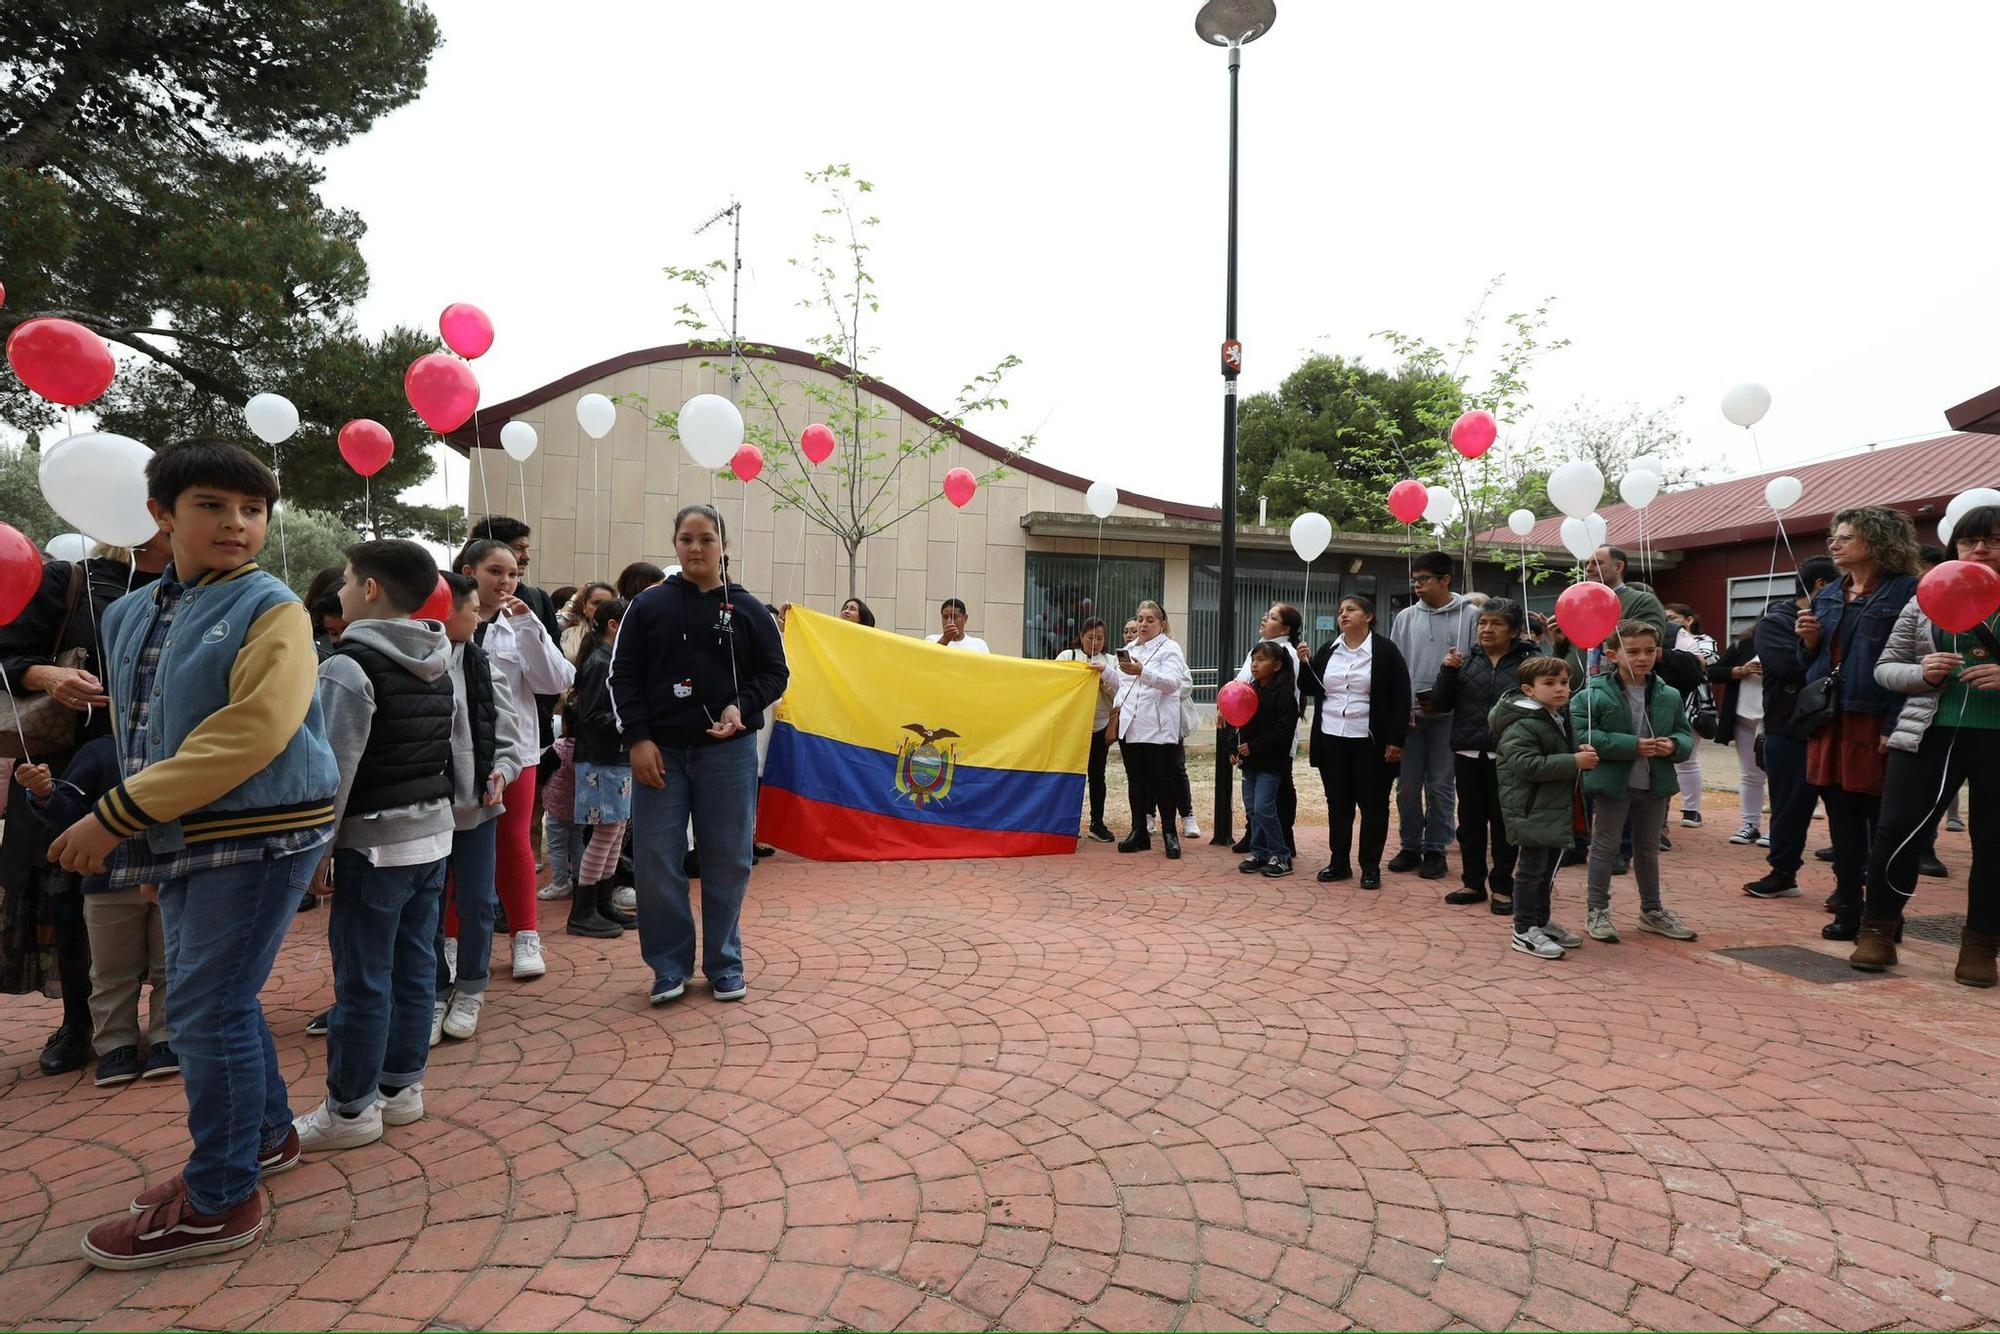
{"left": 0, "top": 440, "right": 64, "bottom": 545}
{"left": 621, "top": 165, "right": 1033, "bottom": 600}
{"left": 268, "top": 507, "right": 364, "bottom": 598}
{"left": 0, "top": 1, "right": 457, "bottom": 539}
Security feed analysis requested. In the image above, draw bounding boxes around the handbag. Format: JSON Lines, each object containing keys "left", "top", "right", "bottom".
{"left": 0, "top": 562, "right": 87, "bottom": 761}
{"left": 1789, "top": 592, "right": 1866, "bottom": 739}
{"left": 1688, "top": 684, "right": 1721, "bottom": 741}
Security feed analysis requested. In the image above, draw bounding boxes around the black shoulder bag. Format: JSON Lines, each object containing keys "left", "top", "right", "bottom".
{"left": 1788, "top": 594, "right": 1866, "bottom": 739}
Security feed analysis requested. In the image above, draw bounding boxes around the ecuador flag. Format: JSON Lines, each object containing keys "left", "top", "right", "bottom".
{"left": 758, "top": 607, "right": 1100, "bottom": 860}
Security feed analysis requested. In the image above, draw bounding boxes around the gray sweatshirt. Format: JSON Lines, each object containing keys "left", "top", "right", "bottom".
{"left": 316, "top": 619, "right": 455, "bottom": 851}
{"left": 449, "top": 639, "right": 532, "bottom": 832}
{"left": 1391, "top": 592, "right": 1481, "bottom": 694}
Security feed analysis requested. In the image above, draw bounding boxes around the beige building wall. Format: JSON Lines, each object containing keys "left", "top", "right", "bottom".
{"left": 478, "top": 352, "right": 1187, "bottom": 656}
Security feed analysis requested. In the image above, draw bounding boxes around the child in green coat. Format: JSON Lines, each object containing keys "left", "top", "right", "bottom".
{"left": 1573, "top": 620, "right": 1700, "bottom": 943}
{"left": 1492, "top": 656, "right": 1600, "bottom": 958}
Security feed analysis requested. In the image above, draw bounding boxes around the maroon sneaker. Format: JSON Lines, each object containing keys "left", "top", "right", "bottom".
{"left": 128, "top": 1126, "right": 301, "bottom": 1214}
{"left": 83, "top": 1191, "right": 265, "bottom": 1269}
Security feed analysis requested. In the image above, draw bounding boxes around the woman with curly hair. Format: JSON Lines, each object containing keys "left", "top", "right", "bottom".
{"left": 1796, "top": 506, "right": 1919, "bottom": 941}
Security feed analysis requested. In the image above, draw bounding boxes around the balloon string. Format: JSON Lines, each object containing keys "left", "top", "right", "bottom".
{"left": 365, "top": 475, "right": 372, "bottom": 536}
{"left": 273, "top": 441, "right": 290, "bottom": 584}
{"left": 0, "top": 662, "right": 34, "bottom": 764}
{"left": 1094, "top": 517, "right": 1103, "bottom": 632}
{"left": 470, "top": 407, "right": 490, "bottom": 523}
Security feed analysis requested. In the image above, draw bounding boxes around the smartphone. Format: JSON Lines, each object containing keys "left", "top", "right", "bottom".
{"left": 1116, "top": 648, "right": 1134, "bottom": 662}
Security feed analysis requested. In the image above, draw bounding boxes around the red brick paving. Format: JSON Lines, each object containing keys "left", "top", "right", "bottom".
{"left": 3, "top": 820, "right": 1998, "bottom": 1331}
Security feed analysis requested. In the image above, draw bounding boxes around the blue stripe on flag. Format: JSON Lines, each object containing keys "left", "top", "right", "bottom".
{"left": 762, "top": 723, "right": 1082, "bottom": 837}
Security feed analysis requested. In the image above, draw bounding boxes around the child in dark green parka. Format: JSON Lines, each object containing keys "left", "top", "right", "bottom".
{"left": 1492, "top": 656, "right": 1599, "bottom": 958}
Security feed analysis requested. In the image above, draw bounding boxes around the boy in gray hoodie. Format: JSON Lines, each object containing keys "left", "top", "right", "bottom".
{"left": 1388, "top": 552, "right": 1482, "bottom": 878}
{"left": 295, "top": 540, "right": 457, "bottom": 1153}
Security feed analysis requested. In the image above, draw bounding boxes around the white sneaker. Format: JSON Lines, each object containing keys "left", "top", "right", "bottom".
{"left": 1756, "top": 833, "right": 1771, "bottom": 848}
{"left": 1638, "top": 907, "right": 1698, "bottom": 941}
{"left": 1511, "top": 927, "right": 1564, "bottom": 959}
{"left": 511, "top": 931, "right": 545, "bottom": 980}
{"left": 611, "top": 885, "right": 637, "bottom": 914}
{"left": 441, "top": 938, "right": 458, "bottom": 984}
{"left": 379, "top": 1084, "right": 424, "bottom": 1126}
{"left": 1730, "top": 823, "right": 1760, "bottom": 845}
{"left": 1586, "top": 908, "right": 1619, "bottom": 943}
{"left": 294, "top": 1100, "right": 383, "bottom": 1152}
{"left": 442, "top": 991, "right": 483, "bottom": 1040}
{"left": 537, "top": 879, "right": 574, "bottom": 901}
{"left": 1182, "top": 815, "right": 1201, "bottom": 838}
{"left": 429, "top": 999, "right": 447, "bottom": 1047}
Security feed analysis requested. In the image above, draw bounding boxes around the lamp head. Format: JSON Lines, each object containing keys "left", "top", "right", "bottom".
{"left": 1195, "top": 0, "right": 1276, "bottom": 45}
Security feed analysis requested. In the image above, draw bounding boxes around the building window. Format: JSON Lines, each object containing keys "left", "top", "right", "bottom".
{"left": 1023, "top": 552, "right": 1165, "bottom": 660}
{"left": 1727, "top": 573, "right": 1794, "bottom": 637}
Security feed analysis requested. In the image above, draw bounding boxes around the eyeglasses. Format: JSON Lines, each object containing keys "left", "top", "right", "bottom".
{"left": 1411, "top": 574, "right": 1438, "bottom": 585}
{"left": 1956, "top": 534, "right": 2000, "bottom": 551}
{"left": 1826, "top": 533, "right": 1859, "bottom": 548}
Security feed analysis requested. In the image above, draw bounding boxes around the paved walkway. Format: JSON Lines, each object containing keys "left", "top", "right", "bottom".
{"left": 2, "top": 821, "right": 1997, "bottom": 1332}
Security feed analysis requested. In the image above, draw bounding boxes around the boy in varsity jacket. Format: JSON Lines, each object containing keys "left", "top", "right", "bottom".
{"left": 51, "top": 440, "right": 338, "bottom": 1270}
{"left": 294, "top": 539, "right": 457, "bottom": 1155}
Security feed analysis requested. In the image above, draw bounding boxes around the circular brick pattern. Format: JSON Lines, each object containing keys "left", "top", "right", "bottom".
{"left": 3, "top": 826, "right": 2000, "bottom": 1330}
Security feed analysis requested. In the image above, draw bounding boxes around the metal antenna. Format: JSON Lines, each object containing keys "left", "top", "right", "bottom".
{"left": 694, "top": 201, "right": 743, "bottom": 405}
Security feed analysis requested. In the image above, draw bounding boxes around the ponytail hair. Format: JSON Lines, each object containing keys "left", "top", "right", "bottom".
{"left": 1271, "top": 603, "right": 1303, "bottom": 645}
{"left": 572, "top": 596, "right": 629, "bottom": 667}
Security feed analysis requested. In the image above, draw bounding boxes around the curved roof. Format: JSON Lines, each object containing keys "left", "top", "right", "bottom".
{"left": 446, "top": 342, "right": 1221, "bottom": 522}
{"left": 1483, "top": 433, "right": 1990, "bottom": 551}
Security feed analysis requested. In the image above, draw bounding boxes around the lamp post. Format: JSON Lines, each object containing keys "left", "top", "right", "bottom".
{"left": 1195, "top": 0, "right": 1275, "bottom": 845}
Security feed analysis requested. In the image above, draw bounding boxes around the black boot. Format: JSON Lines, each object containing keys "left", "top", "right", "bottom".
{"left": 598, "top": 879, "right": 637, "bottom": 929}
{"left": 39, "top": 1025, "right": 90, "bottom": 1077}
{"left": 566, "top": 880, "right": 624, "bottom": 938}
{"left": 1162, "top": 825, "right": 1182, "bottom": 860}
{"left": 1117, "top": 829, "right": 1151, "bottom": 853}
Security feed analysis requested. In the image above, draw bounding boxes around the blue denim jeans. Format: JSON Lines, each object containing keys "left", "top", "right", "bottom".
{"left": 327, "top": 852, "right": 445, "bottom": 1115}
{"left": 631, "top": 734, "right": 758, "bottom": 991}
{"left": 158, "top": 848, "right": 321, "bottom": 1216}
{"left": 1241, "top": 769, "right": 1284, "bottom": 861}
{"left": 439, "top": 819, "right": 498, "bottom": 996}
{"left": 1397, "top": 713, "right": 1456, "bottom": 854}
{"left": 544, "top": 813, "right": 589, "bottom": 888}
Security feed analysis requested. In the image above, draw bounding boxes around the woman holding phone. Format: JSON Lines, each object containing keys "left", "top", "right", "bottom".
{"left": 1104, "top": 601, "right": 1190, "bottom": 859}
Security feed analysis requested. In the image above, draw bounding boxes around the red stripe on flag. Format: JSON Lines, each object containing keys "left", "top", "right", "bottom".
{"left": 756, "top": 787, "right": 1079, "bottom": 862}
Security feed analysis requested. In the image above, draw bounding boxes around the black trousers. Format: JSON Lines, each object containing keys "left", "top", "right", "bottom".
{"left": 1866, "top": 726, "right": 1997, "bottom": 931}
{"left": 1123, "top": 742, "right": 1183, "bottom": 830}
{"left": 1172, "top": 743, "right": 1193, "bottom": 819}
{"left": 1278, "top": 770, "right": 1297, "bottom": 855}
{"left": 1086, "top": 727, "right": 1109, "bottom": 826}
{"left": 1454, "top": 754, "right": 1516, "bottom": 895}
{"left": 1819, "top": 785, "right": 1879, "bottom": 918}
{"left": 1763, "top": 733, "right": 1816, "bottom": 876}
{"left": 1317, "top": 737, "right": 1393, "bottom": 873}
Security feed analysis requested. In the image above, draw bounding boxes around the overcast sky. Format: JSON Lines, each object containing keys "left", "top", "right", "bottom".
{"left": 322, "top": 0, "right": 2000, "bottom": 513}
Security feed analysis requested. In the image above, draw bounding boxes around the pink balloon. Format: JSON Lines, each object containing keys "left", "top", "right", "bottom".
{"left": 1386, "top": 479, "right": 1428, "bottom": 525}
{"left": 438, "top": 303, "right": 494, "bottom": 359}
{"left": 731, "top": 444, "right": 764, "bottom": 483}
{"left": 943, "top": 467, "right": 977, "bottom": 509}
{"left": 800, "top": 422, "right": 836, "bottom": 464}
{"left": 1450, "top": 409, "right": 1498, "bottom": 459}
{"left": 404, "top": 353, "right": 480, "bottom": 432}
{"left": 1554, "top": 581, "right": 1622, "bottom": 650}
{"left": 338, "top": 419, "right": 395, "bottom": 478}
{"left": 1217, "top": 679, "right": 1259, "bottom": 728}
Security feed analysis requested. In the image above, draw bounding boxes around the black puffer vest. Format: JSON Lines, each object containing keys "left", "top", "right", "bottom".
{"left": 460, "top": 638, "right": 499, "bottom": 793}
{"left": 334, "top": 640, "right": 454, "bottom": 816}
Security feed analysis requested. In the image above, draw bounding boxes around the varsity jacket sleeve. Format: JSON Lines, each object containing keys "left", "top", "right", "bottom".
{"left": 314, "top": 656, "right": 376, "bottom": 831}
{"left": 95, "top": 601, "right": 321, "bottom": 835}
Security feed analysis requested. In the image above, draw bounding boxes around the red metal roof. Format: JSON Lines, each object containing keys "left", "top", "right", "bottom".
{"left": 1482, "top": 433, "right": 1997, "bottom": 551}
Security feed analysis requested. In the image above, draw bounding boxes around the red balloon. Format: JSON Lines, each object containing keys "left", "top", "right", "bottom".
{"left": 0, "top": 280, "right": 7, "bottom": 308}
{"left": 6, "top": 317, "right": 116, "bottom": 406}
{"left": 1386, "top": 478, "right": 1428, "bottom": 525}
{"left": 338, "top": 419, "right": 395, "bottom": 478}
{"left": 1450, "top": 409, "right": 1498, "bottom": 459}
{"left": 438, "top": 303, "right": 494, "bottom": 359}
{"left": 731, "top": 443, "right": 764, "bottom": 483}
{"left": 1555, "top": 581, "right": 1622, "bottom": 650}
{"left": 943, "top": 467, "right": 978, "bottom": 509}
{"left": 1917, "top": 560, "right": 2000, "bottom": 634}
{"left": 404, "top": 352, "right": 480, "bottom": 432}
{"left": 800, "top": 422, "right": 836, "bottom": 464}
{"left": 0, "top": 522, "right": 41, "bottom": 626}
{"left": 411, "top": 573, "right": 454, "bottom": 622}
{"left": 1217, "top": 679, "right": 1259, "bottom": 728}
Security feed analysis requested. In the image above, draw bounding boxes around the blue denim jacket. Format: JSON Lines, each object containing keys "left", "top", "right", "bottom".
{"left": 1804, "top": 572, "right": 1918, "bottom": 724}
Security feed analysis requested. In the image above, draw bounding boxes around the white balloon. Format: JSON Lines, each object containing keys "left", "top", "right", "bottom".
{"left": 576, "top": 393, "right": 616, "bottom": 440}
{"left": 1288, "top": 511, "right": 1332, "bottom": 563}
{"left": 1585, "top": 512, "right": 1608, "bottom": 549}
{"left": 1507, "top": 508, "right": 1537, "bottom": 537}
{"left": 1944, "top": 487, "right": 2000, "bottom": 525}
{"left": 499, "top": 421, "right": 539, "bottom": 462}
{"left": 1086, "top": 479, "right": 1119, "bottom": 520}
{"left": 1546, "top": 459, "right": 1605, "bottom": 519}
{"left": 1722, "top": 382, "right": 1772, "bottom": 429}
{"left": 39, "top": 433, "right": 159, "bottom": 546}
{"left": 1422, "top": 487, "right": 1459, "bottom": 526}
{"left": 1629, "top": 454, "right": 1665, "bottom": 477}
{"left": 1764, "top": 475, "right": 1803, "bottom": 513}
{"left": 44, "top": 532, "right": 91, "bottom": 562}
{"left": 243, "top": 393, "right": 300, "bottom": 446}
{"left": 1938, "top": 515, "right": 1954, "bottom": 547}
{"left": 1560, "top": 516, "right": 1596, "bottom": 562}
{"left": 1618, "top": 469, "right": 1661, "bottom": 510}
{"left": 677, "top": 393, "right": 744, "bottom": 469}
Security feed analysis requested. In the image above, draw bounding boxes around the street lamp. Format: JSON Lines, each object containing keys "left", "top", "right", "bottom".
{"left": 1195, "top": 0, "right": 1275, "bottom": 845}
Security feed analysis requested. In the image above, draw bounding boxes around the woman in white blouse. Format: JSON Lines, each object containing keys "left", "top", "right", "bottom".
{"left": 1103, "top": 600, "right": 1191, "bottom": 859}
{"left": 1299, "top": 595, "right": 1412, "bottom": 890}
